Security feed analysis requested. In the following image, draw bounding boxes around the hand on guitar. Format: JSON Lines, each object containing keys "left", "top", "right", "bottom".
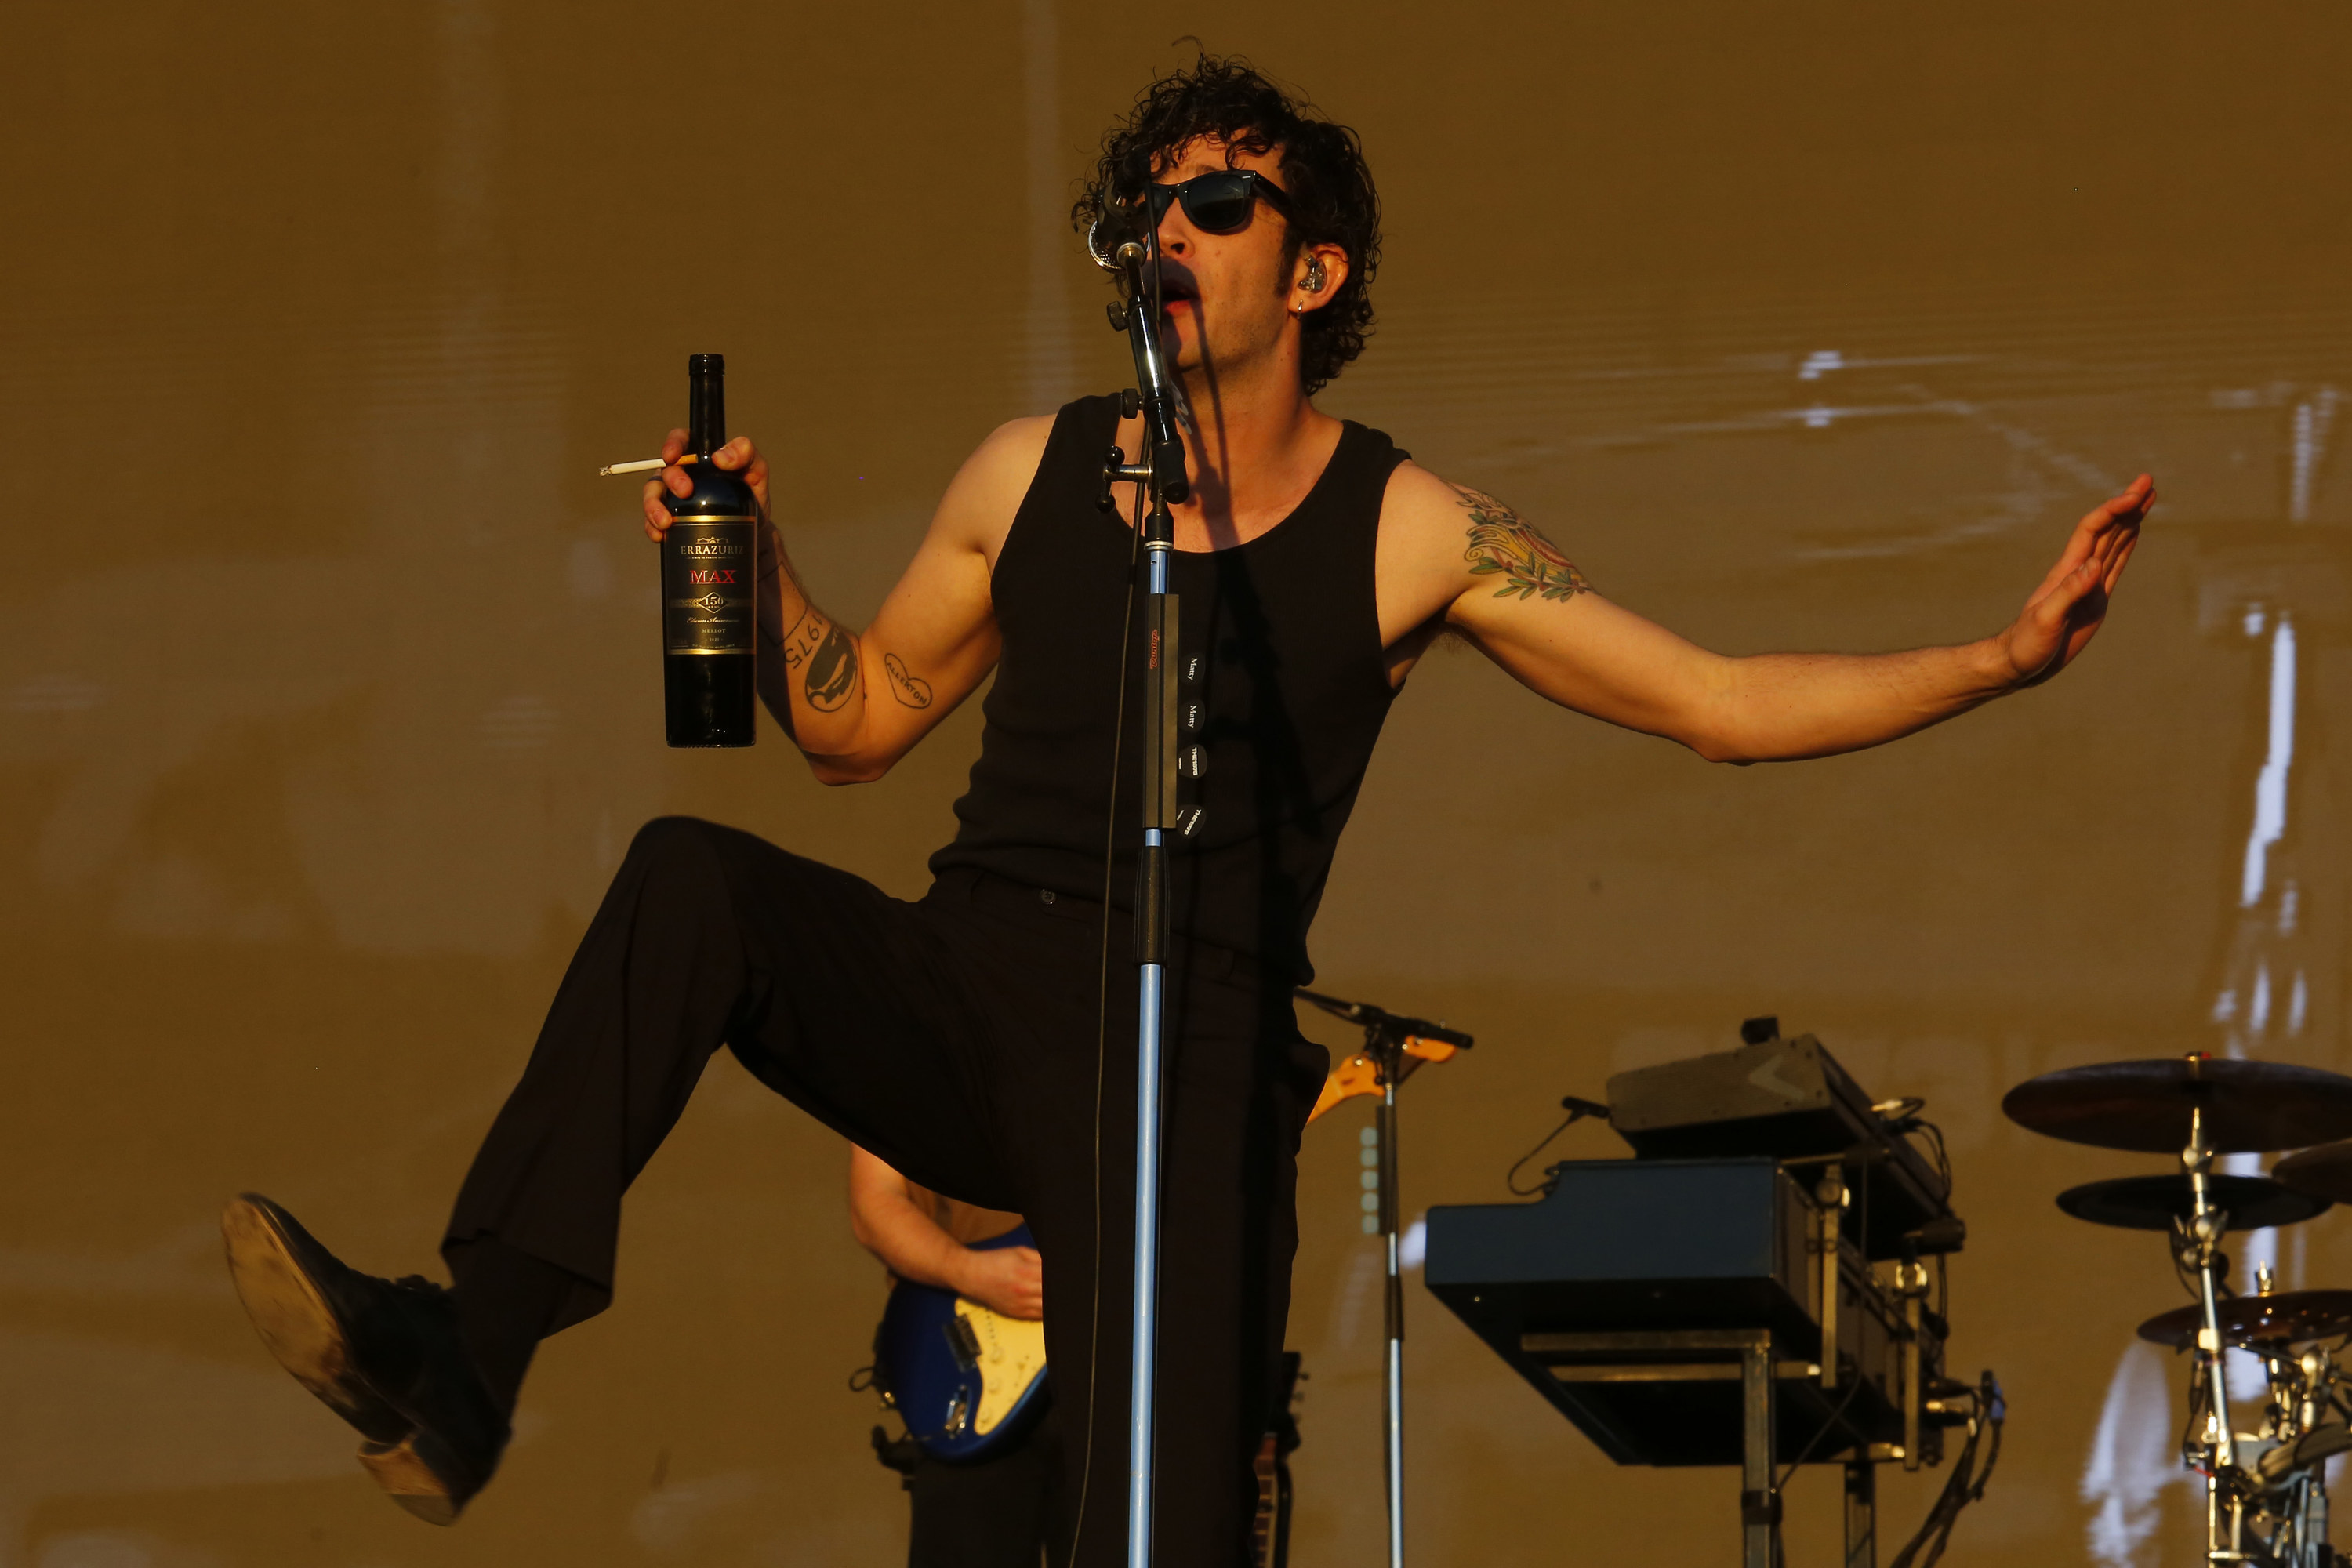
{"left": 954, "top": 1243, "right": 1044, "bottom": 1321}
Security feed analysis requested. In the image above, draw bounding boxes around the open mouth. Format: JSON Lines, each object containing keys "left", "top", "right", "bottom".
{"left": 1157, "top": 274, "right": 1200, "bottom": 309}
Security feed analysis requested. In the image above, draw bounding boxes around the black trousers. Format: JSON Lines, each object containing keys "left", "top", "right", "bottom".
{"left": 908, "top": 1403, "right": 1068, "bottom": 1568}
{"left": 443, "top": 817, "right": 1325, "bottom": 1567}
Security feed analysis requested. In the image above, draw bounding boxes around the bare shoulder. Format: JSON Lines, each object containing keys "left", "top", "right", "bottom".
{"left": 1375, "top": 462, "right": 1597, "bottom": 637}
{"left": 973, "top": 413, "right": 1058, "bottom": 469}
{"left": 930, "top": 415, "right": 1058, "bottom": 557}
{"left": 1379, "top": 457, "right": 1475, "bottom": 521}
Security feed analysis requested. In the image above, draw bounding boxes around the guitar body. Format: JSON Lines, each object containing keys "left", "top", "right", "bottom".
{"left": 873, "top": 1225, "right": 1049, "bottom": 1463}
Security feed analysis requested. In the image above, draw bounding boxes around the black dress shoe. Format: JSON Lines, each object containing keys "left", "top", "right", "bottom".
{"left": 221, "top": 1193, "right": 510, "bottom": 1524}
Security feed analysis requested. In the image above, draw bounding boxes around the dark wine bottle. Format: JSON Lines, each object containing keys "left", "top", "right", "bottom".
{"left": 661, "top": 352, "right": 758, "bottom": 747}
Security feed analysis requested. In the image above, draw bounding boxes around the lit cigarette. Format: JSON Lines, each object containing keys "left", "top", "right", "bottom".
{"left": 597, "top": 454, "right": 701, "bottom": 477}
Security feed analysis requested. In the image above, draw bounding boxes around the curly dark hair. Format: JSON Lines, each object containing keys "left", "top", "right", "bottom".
{"left": 1073, "top": 56, "right": 1381, "bottom": 396}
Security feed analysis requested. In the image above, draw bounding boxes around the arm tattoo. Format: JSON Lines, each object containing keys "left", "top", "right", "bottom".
{"left": 782, "top": 608, "right": 829, "bottom": 670}
{"left": 882, "top": 652, "right": 935, "bottom": 709}
{"left": 784, "top": 608, "right": 859, "bottom": 711}
{"left": 804, "top": 622, "right": 858, "bottom": 711}
{"left": 1455, "top": 485, "right": 1592, "bottom": 603}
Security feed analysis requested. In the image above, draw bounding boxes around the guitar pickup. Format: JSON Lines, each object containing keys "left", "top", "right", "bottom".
{"left": 943, "top": 1313, "right": 982, "bottom": 1372}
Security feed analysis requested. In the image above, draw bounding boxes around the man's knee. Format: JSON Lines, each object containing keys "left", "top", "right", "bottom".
{"left": 615, "top": 816, "right": 742, "bottom": 911}
{"left": 625, "top": 815, "right": 724, "bottom": 870}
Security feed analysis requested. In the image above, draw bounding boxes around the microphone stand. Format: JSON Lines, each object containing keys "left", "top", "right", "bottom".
{"left": 1095, "top": 223, "right": 1192, "bottom": 1568}
{"left": 1295, "top": 989, "right": 1475, "bottom": 1568}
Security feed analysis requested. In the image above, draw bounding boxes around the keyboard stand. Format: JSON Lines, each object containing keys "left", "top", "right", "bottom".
{"left": 1518, "top": 1327, "right": 1877, "bottom": 1568}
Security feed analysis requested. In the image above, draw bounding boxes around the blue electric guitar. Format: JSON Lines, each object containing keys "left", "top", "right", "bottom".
{"left": 866, "top": 1231, "right": 1305, "bottom": 1566}
{"left": 872, "top": 1225, "right": 1050, "bottom": 1462}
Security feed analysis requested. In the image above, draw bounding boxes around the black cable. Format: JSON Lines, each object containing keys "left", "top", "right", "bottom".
{"left": 1504, "top": 1114, "right": 1574, "bottom": 1196}
{"left": 1066, "top": 441, "right": 1149, "bottom": 1568}
{"left": 1890, "top": 1428, "right": 1980, "bottom": 1568}
{"left": 1887, "top": 1374, "right": 2005, "bottom": 1568}
{"left": 1504, "top": 1098, "right": 1606, "bottom": 1196}
{"left": 1907, "top": 1117, "right": 1952, "bottom": 1192}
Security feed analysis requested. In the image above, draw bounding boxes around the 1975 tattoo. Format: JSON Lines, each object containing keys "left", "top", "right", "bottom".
{"left": 1454, "top": 485, "right": 1592, "bottom": 603}
{"left": 782, "top": 610, "right": 829, "bottom": 670}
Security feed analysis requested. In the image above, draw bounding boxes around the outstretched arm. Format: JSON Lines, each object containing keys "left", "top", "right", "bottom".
{"left": 1383, "top": 467, "right": 2151, "bottom": 763}
{"left": 641, "top": 419, "right": 1049, "bottom": 783}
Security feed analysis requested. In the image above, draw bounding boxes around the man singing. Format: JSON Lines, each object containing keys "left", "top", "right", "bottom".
{"left": 221, "top": 56, "right": 2149, "bottom": 1565}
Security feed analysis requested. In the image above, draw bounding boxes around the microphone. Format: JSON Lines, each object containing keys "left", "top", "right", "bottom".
{"left": 1112, "top": 240, "right": 1191, "bottom": 507}
{"left": 1294, "top": 987, "right": 1475, "bottom": 1050}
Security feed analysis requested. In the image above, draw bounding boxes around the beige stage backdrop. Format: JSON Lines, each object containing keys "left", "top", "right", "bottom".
{"left": 5, "top": 3, "right": 2349, "bottom": 1565}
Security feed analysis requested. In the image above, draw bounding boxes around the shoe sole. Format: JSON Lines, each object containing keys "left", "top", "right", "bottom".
{"left": 221, "top": 1196, "right": 387, "bottom": 1422}
{"left": 360, "top": 1434, "right": 466, "bottom": 1525}
{"left": 221, "top": 1195, "right": 469, "bottom": 1524}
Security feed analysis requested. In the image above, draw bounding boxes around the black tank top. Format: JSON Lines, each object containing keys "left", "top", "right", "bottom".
{"left": 927, "top": 394, "right": 1409, "bottom": 984}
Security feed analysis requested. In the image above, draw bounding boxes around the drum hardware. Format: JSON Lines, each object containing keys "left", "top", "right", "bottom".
{"left": 2006, "top": 1052, "right": 2352, "bottom": 1568}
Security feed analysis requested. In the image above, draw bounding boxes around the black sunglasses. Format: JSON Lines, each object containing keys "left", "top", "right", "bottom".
{"left": 1121, "top": 169, "right": 1296, "bottom": 237}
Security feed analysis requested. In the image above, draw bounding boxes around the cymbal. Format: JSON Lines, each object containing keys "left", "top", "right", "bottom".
{"left": 2002, "top": 1057, "right": 2352, "bottom": 1153}
{"left": 2274, "top": 1142, "right": 2352, "bottom": 1204}
{"left": 2056, "top": 1174, "right": 2331, "bottom": 1232}
{"left": 2138, "top": 1290, "right": 2352, "bottom": 1350}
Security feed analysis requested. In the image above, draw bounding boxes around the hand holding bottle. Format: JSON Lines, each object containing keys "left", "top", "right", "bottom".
{"left": 641, "top": 432, "right": 769, "bottom": 542}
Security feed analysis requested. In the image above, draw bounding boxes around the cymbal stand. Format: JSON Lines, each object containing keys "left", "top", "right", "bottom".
{"left": 2175, "top": 1107, "right": 2247, "bottom": 1564}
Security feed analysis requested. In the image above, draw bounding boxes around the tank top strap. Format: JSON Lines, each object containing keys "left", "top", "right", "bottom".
{"left": 1330, "top": 419, "right": 1411, "bottom": 510}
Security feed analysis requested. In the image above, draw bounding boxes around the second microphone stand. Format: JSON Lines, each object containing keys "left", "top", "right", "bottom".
{"left": 1297, "top": 988, "right": 1475, "bottom": 1568}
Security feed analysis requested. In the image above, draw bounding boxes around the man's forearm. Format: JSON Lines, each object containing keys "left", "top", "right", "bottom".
{"left": 868, "top": 1225, "right": 975, "bottom": 1294}
{"left": 754, "top": 524, "right": 879, "bottom": 776}
{"left": 849, "top": 1192, "right": 975, "bottom": 1294}
{"left": 1704, "top": 639, "right": 2018, "bottom": 764}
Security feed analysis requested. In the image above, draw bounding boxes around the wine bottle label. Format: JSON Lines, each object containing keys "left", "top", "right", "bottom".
{"left": 662, "top": 517, "right": 757, "bottom": 655}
